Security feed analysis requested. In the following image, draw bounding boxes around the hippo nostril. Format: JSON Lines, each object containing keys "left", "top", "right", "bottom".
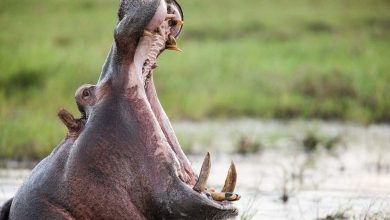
{"left": 143, "top": 30, "right": 154, "bottom": 37}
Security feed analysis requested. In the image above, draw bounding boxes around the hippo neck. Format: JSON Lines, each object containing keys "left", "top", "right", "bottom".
{"left": 67, "top": 91, "right": 180, "bottom": 186}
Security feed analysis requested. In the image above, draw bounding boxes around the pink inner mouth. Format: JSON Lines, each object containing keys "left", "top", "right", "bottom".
{"left": 132, "top": 0, "right": 198, "bottom": 186}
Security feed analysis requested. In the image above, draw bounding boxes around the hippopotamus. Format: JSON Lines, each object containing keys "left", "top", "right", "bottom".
{"left": 1, "top": 0, "right": 240, "bottom": 219}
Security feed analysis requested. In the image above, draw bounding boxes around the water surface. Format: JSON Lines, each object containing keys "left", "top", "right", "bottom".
{"left": 1, "top": 120, "right": 389, "bottom": 219}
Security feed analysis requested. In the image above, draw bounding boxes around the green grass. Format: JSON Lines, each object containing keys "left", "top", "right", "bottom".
{"left": 0, "top": 0, "right": 389, "bottom": 159}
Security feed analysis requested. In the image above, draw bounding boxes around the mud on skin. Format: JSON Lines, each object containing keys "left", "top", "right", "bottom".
{"left": 1, "top": 0, "right": 240, "bottom": 219}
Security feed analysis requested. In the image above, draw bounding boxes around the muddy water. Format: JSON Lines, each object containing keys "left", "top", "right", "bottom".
{"left": 1, "top": 120, "right": 389, "bottom": 219}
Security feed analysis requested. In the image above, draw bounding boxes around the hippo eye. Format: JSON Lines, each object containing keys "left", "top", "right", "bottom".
{"left": 82, "top": 89, "right": 91, "bottom": 98}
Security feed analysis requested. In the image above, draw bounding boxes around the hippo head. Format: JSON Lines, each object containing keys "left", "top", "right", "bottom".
{"left": 57, "top": 0, "right": 240, "bottom": 219}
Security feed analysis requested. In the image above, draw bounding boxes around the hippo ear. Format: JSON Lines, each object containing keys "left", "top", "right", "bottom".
{"left": 114, "top": 0, "right": 160, "bottom": 57}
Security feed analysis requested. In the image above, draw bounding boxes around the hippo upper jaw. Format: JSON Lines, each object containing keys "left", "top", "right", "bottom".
{"left": 96, "top": 0, "right": 197, "bottom": 186}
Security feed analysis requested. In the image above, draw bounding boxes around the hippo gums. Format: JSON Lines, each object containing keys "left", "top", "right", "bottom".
{"left": 1, "top": 0, "right": 241, "bottom": 219}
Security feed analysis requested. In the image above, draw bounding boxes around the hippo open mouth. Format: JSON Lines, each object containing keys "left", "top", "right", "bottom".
{"left": 111, "top": 0, "right": 238, "bottom": 212}
{"left": 5, "top": 1, "right": 240, "bottom": 219}
{"left": 97, "top": 0, "right": 241, "bottom": 212}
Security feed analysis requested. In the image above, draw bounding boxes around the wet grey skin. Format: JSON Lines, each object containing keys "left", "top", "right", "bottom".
{"left": 1, "top": 0, "right": 239, "bottom": 219}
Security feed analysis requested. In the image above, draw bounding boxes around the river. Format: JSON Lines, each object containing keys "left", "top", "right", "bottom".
{"left": 1, "top": 119, "right": 389, "bottom": 219}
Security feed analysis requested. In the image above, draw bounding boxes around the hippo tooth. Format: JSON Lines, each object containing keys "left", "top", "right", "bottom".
{"left": 165, "top": 14, "right": 176, "bottom": 20}
{"left": 143, "top": 30, "right": 154, "bottom": 37}
{"left": 168, "top": 19, "right": 184, "bottom": 27}
{"left": 221, "top": 161, "right": 237, "bottom": 193}
{"left": 165, "top": 34, "right": 182, "bottom": 51}
{"left": 165, "top": 35, "right": 182, "bottom": 52}
{"left": 174, "top": 19, "right": 184, "bottom": 26}
{"left": 193, "top": 152, "right": 211, "bottom": 192}
{"left": 166, "top": 45, "right": 182, "bottom": 52}
{"left": 167, "top": 35, "right": 177, "bottom": 45}
{"left": 210, "top": 192, "right": 241, "bottom": 202}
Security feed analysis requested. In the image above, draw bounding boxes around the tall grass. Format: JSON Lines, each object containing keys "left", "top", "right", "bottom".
{"left": 0, "top": 0, "right": 389, "bottom": 159}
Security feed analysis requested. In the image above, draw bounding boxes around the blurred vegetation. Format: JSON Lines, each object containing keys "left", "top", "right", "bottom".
{"left": 236, "top": 136, "right": 262, "bottom": 155}
{"left": 0, "top": 0, "right": 389, "bottom": 159}
{"left": 301, "top": 130, "right": 342, "bottom": 153}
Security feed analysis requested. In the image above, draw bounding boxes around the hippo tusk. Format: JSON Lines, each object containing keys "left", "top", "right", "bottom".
{"left": 193, "top": 152, "right": 211, "bottom": 192}
{"left": 167, "top": 35, "right": 177, "bottom": 45}
{"left": 210, "top": 192, "right": 241, "bottom": 202}
{"left": 143, "top": 30, "right": 154, "bottom": 37}
{"left": 174, "top": 19, "right": 184, "bottom": 25}
{"left": 221, "top": 161, "right": 237, "bottom": 193}
{"left": 166, "top": 35, "right": 182, "bottom": 52}
{"left": 165, "top": 14, "right": 177, "bottom": 20}
{"left": 168, "top": 19, "right": 184, "bottom": 26}
{"left": 166, "top": 45, "right": 182, "bottom": 52}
